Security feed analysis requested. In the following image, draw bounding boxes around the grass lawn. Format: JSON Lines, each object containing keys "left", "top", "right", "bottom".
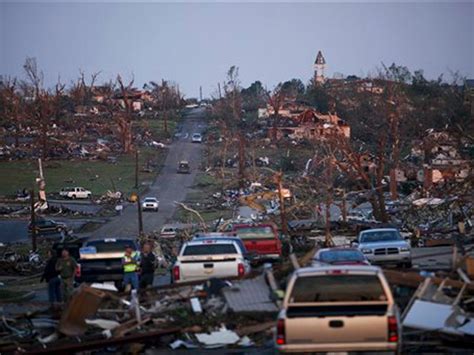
{"left": 0, "top": 113, "right": 182, "bottom": 199}
{"left": 0, "top": 147, "right": 166, "bottom": 198}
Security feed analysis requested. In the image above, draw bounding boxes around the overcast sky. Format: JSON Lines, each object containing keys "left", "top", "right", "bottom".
{"left": 1, "top": 1, "right": 473, "bottom": 98}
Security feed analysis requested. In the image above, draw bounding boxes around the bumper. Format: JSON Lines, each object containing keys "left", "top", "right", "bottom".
{"left": 142, "top": 205, "right": 158, "bottom": 210}
{"left": 76, "top": 273, "right": 123, "bottom": 284}
{"left": 366, "top": 252, "right": 411, "bottom": 264}
{"left": 276, "top": 341, "right": 398, "bottom": 353}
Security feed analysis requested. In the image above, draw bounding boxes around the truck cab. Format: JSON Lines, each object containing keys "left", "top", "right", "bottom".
{"left": 172, "top": 239, "right": 249, "bottom": 283}
{"left": 232, "top": 223, "right": 282, "bottom": 261}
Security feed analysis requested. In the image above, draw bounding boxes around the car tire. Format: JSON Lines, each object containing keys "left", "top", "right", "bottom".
{"left": 72, "top": 195, "right": 76, "bottom": 200}
{"left": 404, "top": 261, "right": 413, "bottom": 268}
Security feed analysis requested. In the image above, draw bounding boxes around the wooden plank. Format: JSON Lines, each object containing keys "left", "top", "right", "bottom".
{"left": 384, "top": 270, "right": 474, "bottom": 293}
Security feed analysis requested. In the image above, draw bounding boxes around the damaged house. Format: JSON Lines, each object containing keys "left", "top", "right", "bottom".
{"left": 259, "top": 103, "right": 351, "bottom": 140}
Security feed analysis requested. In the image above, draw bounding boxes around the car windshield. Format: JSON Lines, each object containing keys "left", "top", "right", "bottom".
{"left": 87, "top": 240, "right": 135, "bottom": 253}
{"left": 193, "top": 134, "right": 201, "bottom": 138}
{"left": 234, "top": 226, "right": 275, "bottom": 240}
{"left": 289, "top": 275, "right": 387, "bottom": 303}
{"left": 183, "top": 244, "right": 238, "bottom": 256}
{"left": 319, "top": 250, "right": 364, "bottom": 263}
{"left": 144, "top": 198, "right": 156, "bottom": 202}
{"left": 360, "top": 230, "right": 401, "bottom": 243}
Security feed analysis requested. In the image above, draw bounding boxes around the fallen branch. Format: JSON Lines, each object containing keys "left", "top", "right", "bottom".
{"left": 174, "top": 201, "right": 208, "bottom": 232}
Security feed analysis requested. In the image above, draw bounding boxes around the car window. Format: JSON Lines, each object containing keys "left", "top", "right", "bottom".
{"left": 289, "top": 275, "right": 387, "bottom": 303}
{"left": 319, "top": 250, "right": 365, "bottom": 263}
{"left": 183, "top": 244, "right": 238, "bottom": 256}
{"left": 144, "top": 198, "right": 156, "bottom": 202}
{"left": 360, "top": 231, "right": 401, "bottom": 243}
{"left": 87, "top": 240, "right": 135, "bottom": 253}
{"left": 234, "top": 226, "right": 275, "bottom": 240}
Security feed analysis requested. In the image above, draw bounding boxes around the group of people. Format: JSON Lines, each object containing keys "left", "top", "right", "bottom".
{"left": 122, "top": 242, "right": 157, "bottom": 291}
{"left": 41, "top": 242, "right": 157, "bottom": 306}
{"left": 41, "top": 248, "right": 77, "bottom": 306}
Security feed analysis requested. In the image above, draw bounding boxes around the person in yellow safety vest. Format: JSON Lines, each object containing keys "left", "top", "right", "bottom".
{"left": 122, "top": 245, "right": 140, "bottom": 292}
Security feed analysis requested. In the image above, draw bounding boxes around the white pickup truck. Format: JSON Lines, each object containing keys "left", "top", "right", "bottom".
{"left": 276, "top": 265, "right": 400, "bottom": 353}
{"left": 172, "top": 239, "right": 250, "bottom": 283}
{"left": 59, "top": 187, "right": 92, "bottom": 199}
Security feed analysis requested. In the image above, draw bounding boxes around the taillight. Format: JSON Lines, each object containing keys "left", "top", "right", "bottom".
{"left": 75, "top": 264, "right": 81, "bottom": 278}
{"left": 276, "top": 319, "right": 286, "bottom": 345}
{"left": 388, "top": 316, "right": 398, "bottom": 342}
{"left": 172, "top": 266, "right": 180, "bottom": 281}
{"left": 237, "top": 263, "right": 245, "bottom": 277}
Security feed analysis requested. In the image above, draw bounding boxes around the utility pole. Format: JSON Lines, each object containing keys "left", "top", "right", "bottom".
{"left": 217, "top": 83, "right": 222, "bottom": 99}
{"left": 275, "top": 172, "right": 289, "bottom": 237}
{"left": 199, "top": 86, "right": 202, "bottom": 102}
{"left": 137, "top": 195, "right": 143, "bottom": 237}
{"left": 30, "top": 187, "right": 37, "bottom": 252}
{"left": 135, "top": 149, "right": 139, "bottom": 189}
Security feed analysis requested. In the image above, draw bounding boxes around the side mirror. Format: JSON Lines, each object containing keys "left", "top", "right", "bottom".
{"left": 351, "top": 240, "right": 359, "bottom": 247}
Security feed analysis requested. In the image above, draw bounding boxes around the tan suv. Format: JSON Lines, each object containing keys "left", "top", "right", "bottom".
{"left": 275, "top": 265, "right": 400, "bottom": 353}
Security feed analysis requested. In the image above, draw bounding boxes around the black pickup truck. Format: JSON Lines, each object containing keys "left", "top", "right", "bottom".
{"left": 75, "top": 237, "right": 139, "bottom": 289}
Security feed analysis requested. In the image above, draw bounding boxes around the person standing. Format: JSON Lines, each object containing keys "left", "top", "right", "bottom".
{"left": 139, "top": 243, "right": 156, "bottom": 289}
{"left": 55, "top": 249, "right": 77, "bottom": 303}
{"left": 122, "top": 245, "right": 140, "bottom": 292}
{"left": 41, "top": 249, "right": 62, "bottom": 306}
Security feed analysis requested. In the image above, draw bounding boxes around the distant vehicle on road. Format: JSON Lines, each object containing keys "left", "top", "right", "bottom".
{"left": 172, "top": 239, "right": 250, "bottom": 283}
{"left": 142, "top": 197, "right": 159, "bottom": 212}
{"left": 275, "top": 265, "right": 400, "bottom": 353}
{"left": 353, "top": 228, "right": 412, "bottom": 268}
{"left": 232, "top": 223, "right": 282, "bottom": 261}
{"left": 191, "top": 133, "right": 203, "bottom": 143}
{"left": 177, "top": 160, "right": 190, "bottom": 174}
{"left": 76, "top": 237, "right": 138, "bottom": 289}
{"left": 28, "top": 218, "right": 67, "bottom": 236}
{"left": 160, "top": 225, "right": 178, "bottom": 238}
{"left": 59, "top": 187, "right": 92, "bottom": 199}
{"left": 312, "top": 247, "right": 370, "bottom": 267}
{"left": 338, "top": 210, "right": 375, "bottom": 223}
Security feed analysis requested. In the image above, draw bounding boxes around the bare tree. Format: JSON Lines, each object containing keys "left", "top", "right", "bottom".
{"left": 116, "top": 75, "right": 134, "bottom": 153}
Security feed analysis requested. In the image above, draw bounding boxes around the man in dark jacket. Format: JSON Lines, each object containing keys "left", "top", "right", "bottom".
{"left": 139, "top": 242, "right": 156, "bottom": 289}
{"left": 41, "top": 249, "right": 62, "bottom": 305}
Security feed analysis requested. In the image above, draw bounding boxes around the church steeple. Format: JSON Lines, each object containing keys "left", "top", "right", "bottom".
{"left": 314, "top": 50, "right": 326, "bottom": 84}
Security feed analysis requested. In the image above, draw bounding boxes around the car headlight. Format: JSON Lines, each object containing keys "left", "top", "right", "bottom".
{"left": 361, "top": 248, "right": 373, "bottom": 254}
{"left": 400, "top": 247, "right": 410, "bottom": 252}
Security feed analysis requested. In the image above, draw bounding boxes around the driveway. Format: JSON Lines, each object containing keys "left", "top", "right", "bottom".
{"left": 85, "top": 107, "right": 206, "bottom": 238}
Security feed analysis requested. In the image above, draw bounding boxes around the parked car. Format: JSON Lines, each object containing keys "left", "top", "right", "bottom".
{"left": 75, "top": 237, "right": 138, "bottom": 289}
{"left": 160, "top": 225, "right": 178, "bottom": 238}
{"left": 312, "top": 247, "right": 370, "bottom": 267}
{"left": 172, "top": 239, "right": 250, "bottom": 283}
{"left": 232, "top": 223, "right": 282, "bottom": 260}
{"left": 59, "top": 187, "right": 92, "bottom": 199}
{"left": 338, "top": 210, "right": 375, "bottom": 223}
{"left": 28, "top": 218, "right": 67, "bottom": 236}
{"left": 142, "top": 197, "right": 159, "bottom": 212}
{"left": 354, "top": 228, "right": 412, "bottom": 267}
{"left": 275, "top": 265, "right": 400, "bottom": 353}
{"left": 191, "top": 133, "right": 203, "bottom": 143}
{"left": 177, "top": 160, "right": 190, "bottom": 174}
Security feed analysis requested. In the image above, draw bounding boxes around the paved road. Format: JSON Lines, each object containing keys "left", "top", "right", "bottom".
{"left": 85, "top": 107, "right": 206, "bottom": 238}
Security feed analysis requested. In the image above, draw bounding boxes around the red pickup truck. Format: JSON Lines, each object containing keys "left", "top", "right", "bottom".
{"left": 232, "top": 223, "right": 282, "bottom": 260}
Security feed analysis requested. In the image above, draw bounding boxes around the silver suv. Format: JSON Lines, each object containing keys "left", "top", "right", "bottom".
{"left": 354, "top": 228, "right": 412, "bottom": 268}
